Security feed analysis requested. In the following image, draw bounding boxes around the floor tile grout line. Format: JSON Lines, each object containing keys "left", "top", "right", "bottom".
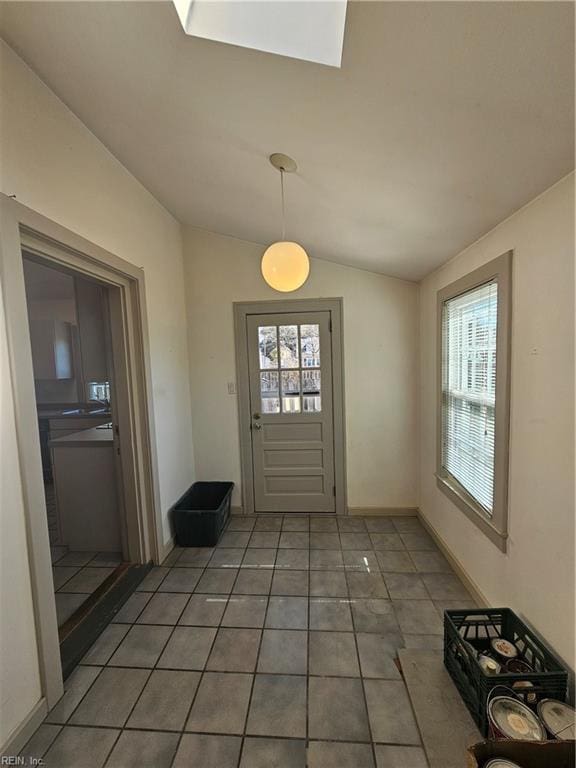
{"left": 52, "top": 564, "right": 83, "bottom": 592}
{"left": 78, "top": 663, "right": 424, "bottom": 680}
{"left": 45, "top": 663, "right": 106, "bottom": 729}
{"left": 114, "top": 596, "right": 450, "bottom": 635}
{"left": 138, "top": 526, "right": 236, "bottom": 768}
{"left": 19, "top": 723, "right": 63, "bottom": 761}
{"left": 166, "top": 597, "right": 227, "bottom": 768}
{"left": 96, "top": 553, "right": 216, "bottom": 743}
{"left": 236, "top": 539, "right": 275, "bottom": 768}
{"left": 305, "top": 521, "right": 312, "bottom": 766}
{"left": 55, "top": 562, "right": 116, "bottom": 596}
{"left": 100, "top": 726, "right": 124, "bottom": 768}
{"left": 348, "top": 564, "right": 382, "bottom": 768}
{"left": 40, "top": 717, "right": 433, "bottom": 744}
{"left": 38, "top": 719, "right": 432, "bottom": 749}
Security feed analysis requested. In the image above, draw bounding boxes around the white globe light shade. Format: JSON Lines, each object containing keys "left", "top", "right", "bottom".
{"left": 261, "top": 241, "right": 310, "bottom": 292}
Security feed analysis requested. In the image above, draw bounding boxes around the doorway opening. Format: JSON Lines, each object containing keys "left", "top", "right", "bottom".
{"left": 1, "top": 196, "right": 162, "bottom": 711}
{"left": 23, "top": 253, "right": 131, "bottom": 637}
{"left": 17, "top": 231, "right": 159, "bottom": 676}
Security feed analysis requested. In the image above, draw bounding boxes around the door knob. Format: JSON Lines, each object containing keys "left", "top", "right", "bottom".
{"left": 253, "top": 412, "right": 261, "bottom": 420}
{"left": 252, "top": 422, "right": 262, "bottom": 430}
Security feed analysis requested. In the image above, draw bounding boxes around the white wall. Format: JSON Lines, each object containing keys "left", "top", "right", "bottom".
{"left": 0, "top": 41, "right": 195, "bottom": 747}
{"left": 419, "top": 173, "right": 575, "bottom": 668}
{"left": 183, "top": 227, "right": 419, "bottom": 511}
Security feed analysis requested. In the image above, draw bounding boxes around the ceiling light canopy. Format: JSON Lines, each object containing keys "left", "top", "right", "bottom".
{"left": 261, "top": 153, "right": 310, "bottom": 293}
{"left": 172, "top": 0, "right": 347, "bottom": 67}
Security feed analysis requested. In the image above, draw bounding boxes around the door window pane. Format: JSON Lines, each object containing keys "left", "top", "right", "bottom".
{"left": 260, "top": 372, "right": 280, "bottom": 413}
{"left": 300, "top": 324, "right": 320, "bottom": 367}
{"left": 281, "top": 370, "right": 301, "bottom": 413}
{"left": 279, "top": 325, "right": 299, "bottom": 368}
{"left": 259, "top": 326, "right": 278, "bottom": 369}
{"left": 302, "top": 370, "right": 321, "bottom": 412}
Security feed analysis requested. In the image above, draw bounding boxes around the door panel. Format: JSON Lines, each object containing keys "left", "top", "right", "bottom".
{"left": 265, "top": 476, "right": 325, "bottom": 493}
{"left": 247, "top": 311, "right": 335, "bottom": 513}
{"left": 264, "top": 449, "right": 323, "bottom": 468}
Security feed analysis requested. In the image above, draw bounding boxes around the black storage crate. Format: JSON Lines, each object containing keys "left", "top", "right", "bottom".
{"left": 444, "top": 608, "right": 568, "bottom": 737}
{"left": 173, "top": 481, "right": 234, "bottom": 547}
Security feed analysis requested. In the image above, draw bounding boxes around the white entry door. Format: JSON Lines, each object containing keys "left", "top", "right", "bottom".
{"left": 246, "top": 311, "right": 335, "bottom": 513}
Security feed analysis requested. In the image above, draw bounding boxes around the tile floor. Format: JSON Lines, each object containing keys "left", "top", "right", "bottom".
{"left": 51, "top": 548, "right": 124, "bottom": 627}
{"left": 22, "top": 515, "right": 477, "bottom": 767}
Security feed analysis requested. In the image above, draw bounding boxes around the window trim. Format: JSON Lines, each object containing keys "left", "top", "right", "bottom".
{"left": 436, "top": 251, "right": 512, "bottom": 552}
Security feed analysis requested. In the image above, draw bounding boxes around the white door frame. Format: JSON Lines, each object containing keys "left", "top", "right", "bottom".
{"left": 0, "top": 194, "right": 162, "bottom": 711}
{"left": 234, "top": 297, "right": 347, "bottom": 516}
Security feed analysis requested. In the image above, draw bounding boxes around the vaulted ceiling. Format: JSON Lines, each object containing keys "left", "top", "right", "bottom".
{"left": 1, "top": 1, "right": 573, "bottom": 280}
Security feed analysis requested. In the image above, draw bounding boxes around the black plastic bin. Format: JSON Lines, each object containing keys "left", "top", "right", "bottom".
{"left": 173, "top": 481, "right": 234, "bottom": 547}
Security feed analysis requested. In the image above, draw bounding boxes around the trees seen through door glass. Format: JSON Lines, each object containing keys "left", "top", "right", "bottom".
{"left": 279, "top": 325, "right": 299, "bottom": 368}
{"left": 281, "top": 371, "right": 301, "bottom": 412}
{"left": 260, "top": 371, "right": 280, "bottom": 413}
{"left": 258, "top": 323, "right": 322, "bottom": 413}
{"left": 258, "top": 326, "right": 278, "bottom": 369}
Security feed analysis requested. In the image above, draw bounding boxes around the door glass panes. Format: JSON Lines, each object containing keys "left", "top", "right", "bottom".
{"left": 257, "top": 322, "right": 322, "bottom": 414}
{"left": 259, "top": 326, "right": 278, "bottom": 369}
{"left": 281, "top": 371, "right": 301, "bottom": 412}
{"left": 300, "top": 324, "right": 320, "bottom": 367}
{"left": 260, "top": 371, "right": 280, "bottom": 414}
{"left": 279, "top": 325, "right": 299, "bottom": 368}
{"left": 302, "top": 370, "right": 321, "bottom": 412}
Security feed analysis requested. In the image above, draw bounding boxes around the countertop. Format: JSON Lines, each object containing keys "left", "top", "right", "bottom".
{"left": 38, "top": 405, "right": 111, "bottom": 420}
{"left": 49, "top": 425, "right": 114, "bottom": 448}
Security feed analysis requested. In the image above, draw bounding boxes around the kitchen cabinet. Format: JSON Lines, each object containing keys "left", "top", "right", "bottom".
{"left": 24, "top": 260, "right": 78, "bottom": 382}
{"left": 48, "top": 415, "right": 111, "bottom": 445}
{"left": 38, "top": 412, "right": 111, "bottom": 482}
{"left": 50, "top": 426, "right": 121, "bottom": 552}
{"left": 28, "top": 313, "right": 75, "bottom": 380}
{"left": 24, "top": 260, "right": 108, "bottom": 388}
{"left": 75, "top": 279, "right": 108, "bottom": 383}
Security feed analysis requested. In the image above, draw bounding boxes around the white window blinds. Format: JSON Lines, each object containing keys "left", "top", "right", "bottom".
{"left": 441, "top": 280, "right": 498, "bottom": 514}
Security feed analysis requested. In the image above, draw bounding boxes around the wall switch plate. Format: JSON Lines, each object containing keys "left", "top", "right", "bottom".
{"left": 227, "top": 381, "right": 237, "bottom": 395}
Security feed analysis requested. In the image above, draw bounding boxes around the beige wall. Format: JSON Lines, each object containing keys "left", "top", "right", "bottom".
{"left": 419, "top": 173, "right": 575, "bottom": 668}
{"left": 0, "top": 40, "right": 195, "bottom": 541}
{"left": 183, "top": 227, "right": 419, "bottom": 511}
{"left": 0, "top": 41, "right": 195, "bottom": 746}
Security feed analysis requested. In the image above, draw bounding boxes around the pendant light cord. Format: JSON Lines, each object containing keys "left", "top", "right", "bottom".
{"left": 280, "top": 167, "right": 286, "bottom": 241}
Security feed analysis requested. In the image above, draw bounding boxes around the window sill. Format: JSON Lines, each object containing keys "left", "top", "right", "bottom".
{"left": 435, "top": 473, "right": 508, "bottom": 553}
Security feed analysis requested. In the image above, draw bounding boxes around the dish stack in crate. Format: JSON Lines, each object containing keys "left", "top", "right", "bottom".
{"left": 444, "top": 608, "right": 574, "bottom": 767}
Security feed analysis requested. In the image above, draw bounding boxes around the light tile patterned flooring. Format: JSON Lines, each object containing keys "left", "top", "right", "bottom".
{"left": 51, "top": 549, "right": 124, "bottom": 627}
{"left": 22, "top": 515, "right": 476, "bottom": 768}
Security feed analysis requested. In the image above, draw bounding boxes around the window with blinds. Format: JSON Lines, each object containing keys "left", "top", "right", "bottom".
{"left": 441, "top": 280, "right": 498, "bottom": 514}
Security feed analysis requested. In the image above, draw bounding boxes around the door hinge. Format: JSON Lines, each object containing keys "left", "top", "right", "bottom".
{"left": 333, "top": 485, "right": 336, "bottom": 496}
{"left": 329, "top": 318, "right": 333, "bottom": 333}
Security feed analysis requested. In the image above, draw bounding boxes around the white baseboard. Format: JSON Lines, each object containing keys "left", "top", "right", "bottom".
{"left": 348, "top": 506, "right": 419, "bottom": 517}
{"left": 418, "top": 510, "right": 489, "bottom": 608}
{"left": 1, "top": 698, "right": 47, "bottom": 758}
{"left": 158, "top": 536, "right": 175, "bottom": 564}
{"left": 230, "top": 506, "right": 419, "bottom": 518}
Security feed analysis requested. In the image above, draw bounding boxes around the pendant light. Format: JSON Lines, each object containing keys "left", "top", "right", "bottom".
{"left": 261, "top": 153, "right": 310, "bottom": 292}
